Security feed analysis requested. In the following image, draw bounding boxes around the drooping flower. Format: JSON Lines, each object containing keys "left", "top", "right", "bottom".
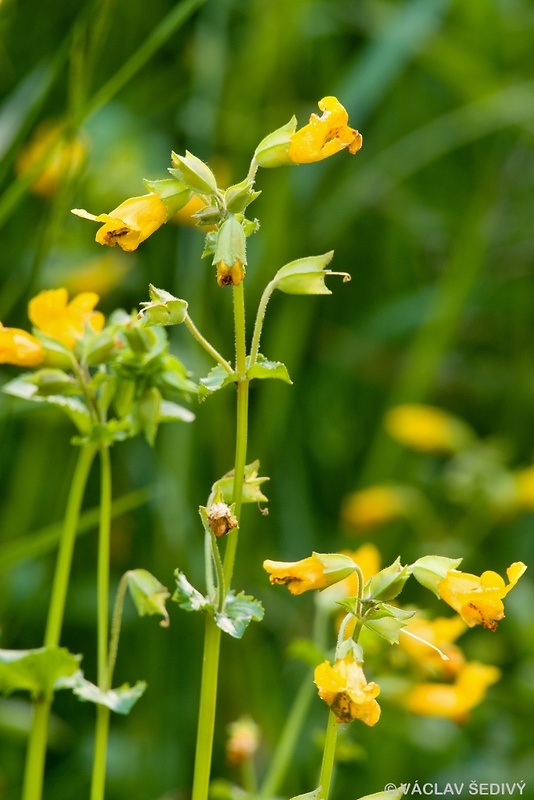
{"left": 0, "top": 322, "right": 45, "bottom": 367}
{"left": 288, "top": 97, "right": 362, "bottom": 164}
{"left": 28, "top": 288, "right": 105, "bottom": 350}
{"left": 225, "top": 717, "right": 260, "bottom": 766}
{"left": 406, "top": 661, "right": 501, "bottom": 722}
{"left": 72, "top": 193, "right": 169, "bottom": 252}
{"left": 314, "top": 655, "right": 381, "bottom": 725}
{"left": 438, "top": 562, "right": 527, "bottom": 631}
{"left": 384, "top": 404, "right": 474, "bottom": 454}
{"left": 263, "top": 552, "right": 357, "bottom": 595}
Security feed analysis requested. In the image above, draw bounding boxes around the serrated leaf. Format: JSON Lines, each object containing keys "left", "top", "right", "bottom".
{"left": 215, "top": 591, "right": 264, "bottom": 639}
{"left": 0, "top": 646, "right": 81, "bottom": 698}
{"left": 71, "top": 675, "right": 146, "bottom": 714}
{"left": 363, "top": 604, "right": 416, "bottom": 644}
{"left": 247, "top": 354, "right": 292, "bottom": 384}
{"left": 173, "top": 571, "right": 214, "bottom": 613}
{"left": 198, "top": 365, "right": 238, "bottom": 401}
{"left": 211, "top": 459, "right": 269, "bottom": 505}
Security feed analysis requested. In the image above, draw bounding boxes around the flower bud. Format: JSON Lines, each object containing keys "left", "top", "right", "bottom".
{"left": 213, "top": 215, "right": 247, "bottom": 287}
{"left": 169, "top": 150, "right": 218, "bottom": 195}
{"left": 253, "top": 117, "right": 297, "bottom": 168}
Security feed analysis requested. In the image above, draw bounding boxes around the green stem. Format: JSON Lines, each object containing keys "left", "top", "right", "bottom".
{"left": 249, "top": 280, "right": 276, "bottom": 367}
{"left": 184, "top": 312, "right": 234, "bottom": 373}
{"left": 90, "top": 445, "right": 113, "bottom": 800}
{"left": 192, "top": 281, "right": 249, "bottom": 800}
{"left": 107, "top": 573, "right": 129, "bottom": 690}
{"left": 318, "top": 710, "right": 339, "bottom": 800}
{"left": 191, "top": 616, "right": 222, "bottom": 800}
{"left": 22, "top": 444, "right": 96, "bottom": 800}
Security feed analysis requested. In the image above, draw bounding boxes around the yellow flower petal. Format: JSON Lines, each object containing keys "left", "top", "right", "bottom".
{"left": 438, "top": 562, "right": 527, "bottom": 630}
{"left": 406, "top": 662, "right": 500, "bottom": 721}
{"left": 314, "top": 656, "right": 381, "bottom": 725}
{"left": 0, "top": 322, "right": 45, "bottom": 367}
{"left": 263, "top": 555, "right": 330, "bottom": 594}
{"left": 384, "top": 404, "right": 474, "bottom": 454}
{"left": 72, "top": 193, "right": 168, "bottom": 252}
{"left": 28, "top": 288, "right": 104, "bottom": 350}
{"left": 288, "top": 97, "right": 362, "bottom": 164}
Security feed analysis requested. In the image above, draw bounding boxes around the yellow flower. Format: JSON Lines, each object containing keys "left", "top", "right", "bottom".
{"left": 384, "top": 404, "right": 474, "bottom": 454}
{"left": 28, "top": 288, "right": 105, "bottom": 350}
{"left": 72, "top": 193, "right": 168, "bottom": 252}
{"left": 406, "top": 661, "right": 501, "bottom": 722}
{"left": 288, "top": 97, "right": 362, "bottom": 164}
{"left": 438, "top": 562, "right": 527, "bottom": 631}
{"left": 171, "top": 194, "right": 207, "bottom": 227}
{"left": 263, "top": 552, "right": 356, "bottom": 595}
{"left": 341, "top": 485, "right": 409, "bottom": 531}
{"left": 513, "top": 466, "right": 534, "bottom": 509}
{"left": 314, "top": 655, "right": 381, "bottom": 725}
{"left": 0, "top": 322, "right": 45, "bottom": 367}
{"left": 400, "top": 615, "right": 467, "bottom": 678}
{"left": 16, "top": 120, "right": 86, "bottom": 198}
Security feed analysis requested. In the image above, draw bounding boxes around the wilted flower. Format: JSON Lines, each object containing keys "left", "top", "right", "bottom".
{"left": 406, "top": 661, "right": 501, "bottom": 722}
{"left": 0, "top": 322, "right": 45, "bottom": 367}
{"left": 314, "top": 655, "right": 381, "bottom": 725}
{"left": 226, "top": 717, "right": 259, "bottom": 766}
{"left": 438, "top": 562, "right": 527, "bottom": 630}
{"left": 384, "top": 404, "right": 474, "bottom": 454}
{"left": 72, "top": 193, "right": 168, "bottom": 252}
{"left": 28, "top": 288, "right": 105, "bottom": 350}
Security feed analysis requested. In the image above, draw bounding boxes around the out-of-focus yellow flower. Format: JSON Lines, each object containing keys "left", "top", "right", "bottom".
{"left": 28, "top": 288, "right": 105, "bottom": 350}
{"left": 406, "top": 661, "right": 501, "bottom": 722}
{"left": 0, "top": 322, "right": 45, "bottom": 367}
{"left": 400, "top": 615, "right": 467, "bottom": 678}
{"left": 384, "top": 404, "right": 474, "bottom": 454}
{"left": 60, "top": 254, "right": 130, "bottom": 297}
{"left": 16, "top": 120, "right": 86, "bottom": 198}
{"left": 513, "top": 466, "right": 534, "bottom": 509}
{"left": 170, "top": 194, "right": 207, "bottom": 226}
{"left": 263, "top": 552, "right": 357, "bottom": 595}
{"left": 288, "top": 97, "right": 362, "bottom": 164}
{"left": 438, "top": 562, "right": 527, "bottom": 631}
{"left": 72, "top": 193, "right": 168, "bottom": 252}
{"left": 314, "top": 655, "right": 381, "bottom": 725}
{"left": 225, "top": 717, "right": 259, "bottom": 766}
{"left": 341, "top": 485, "right": 409, "bottom": 531}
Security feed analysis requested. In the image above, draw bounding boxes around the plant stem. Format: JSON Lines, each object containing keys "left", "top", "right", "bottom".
{"left": 192, "top": 281, "right": 249, "bottom": 800}
{"left": 184, "top": 312, "right": 234, "bottom": 373}
{"left": 22, "top": 444, "right": 97, "bottom": 800}
{"left": 318, "top": 710, "right": 338, "bottom": 800}
{"left": 90, "top": 445, "right": 113, "bottom": 800}
{"left": 249, "top": 280, "right": 276, "bottom": 367}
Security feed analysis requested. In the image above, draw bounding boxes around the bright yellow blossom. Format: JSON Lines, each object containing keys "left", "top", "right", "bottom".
{"left": 314, "top": 655, "right": 381, "bottom": 725}
{"left": 288, "top": 97, "right": 362, "bottom": 164}
{"left": 341, "top": 485, "right": 409, "bottom": 531}
{"left": 72, "top": 193, "right": 168, "bottom": 252}
{"left": 384, "top": 404, "right": 474, "bottom": 454}
{"left": 0, "top": 322, "right": 45, "bottom": 367}
{"left": 16, "top": 120, "right": 86, "bottom": 198}
{"left": 438, "top": 562, "right": 527, "bottom": 631}
{"left": 28, "top": 288, "right": 105, "bottom": 350}
{"left": 400, "top": 615, "right": 467, "bottom": 678}
{"left": 406, "top": 661, "right": 501, "bottom": 722}
{"left": 263, "top": 552, "right": 356, "bottom": 595}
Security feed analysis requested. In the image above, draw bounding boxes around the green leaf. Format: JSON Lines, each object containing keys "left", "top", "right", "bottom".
{"left": 159, "top": 399, "right": 195, "bottom": 424}
{"left": 127, "top": 569, "right": 170, "bottom": 627}
{"left": 173, "top": 571, "right": 214, "bottom": 613}
{"left": 139, "top": 284, "right": 189, "bottom": 327}
{"left": 28, "top": 368, "right": 78, "bottom": 396}
{"left": 289, "top": 789, "right": 321, "bottom": 800}
{"left": 3, "top": 376, "right": 92, "bottom": 434}
{"left": 210, "top": 459, "right": 269, "bottom": 505}
{"left": 356, "top": 789, "right": 406, "bottom": 800}
{"left": 71, "top": 675, "right": 146, "bottom": 714}
{"left": 362, "top": 604, "right": 416, "bottom": 644}
{"left": 215, "top": 591, "right": 264, "bottom": 639}
{"left": 247, "top": 354, "right": 292, "bottom": 384}
{"left": 0, "top": 646, "right": 81, "bottom": 698}
{"left": 198, "top": 364, "right": 238, "bottom": 401}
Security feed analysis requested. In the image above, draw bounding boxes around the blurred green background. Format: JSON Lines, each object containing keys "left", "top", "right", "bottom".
{"left": 1, "top": 0, "right": 534, "bottom": 798}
